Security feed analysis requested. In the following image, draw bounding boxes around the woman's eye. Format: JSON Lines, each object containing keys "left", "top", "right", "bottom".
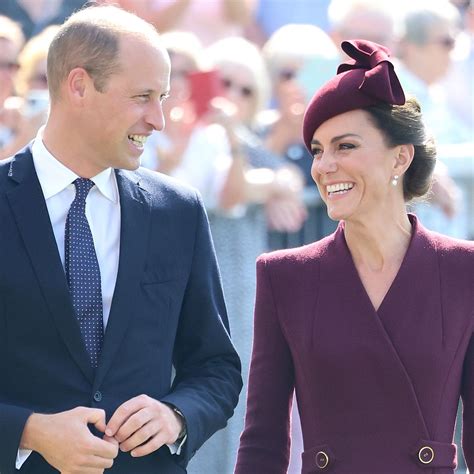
{"left": 311, "top": 148, "right": 322, "bottom": 158}
{"left": 339, "top": 143, "right": 355, "bottom": 150}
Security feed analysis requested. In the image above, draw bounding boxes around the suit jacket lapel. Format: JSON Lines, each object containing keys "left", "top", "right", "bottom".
{"left": 5, "top": 148, "right": 95, "bottom": 383}
{"left": 95, "top": 169, "right": 151, "bottom": 387}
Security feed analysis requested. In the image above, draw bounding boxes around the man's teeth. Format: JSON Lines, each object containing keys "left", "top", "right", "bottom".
{"left": 327, "top": 183, "right": 354, "bottom": 194}
{"left": 128, "top": 134, "right": 147, "bottom": 146}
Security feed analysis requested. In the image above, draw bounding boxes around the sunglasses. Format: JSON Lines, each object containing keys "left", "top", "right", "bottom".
{"left": 278, "top": 69, "right": 297, "bottom": 82}
{"left": 430, "top": 36, "right": 456, "bottom": 49}
{"left": 221, "top": 78, "right": 254, "bottom": 98}
{"left": 0, "top": 61, "right": 20, "bottom": 72}
{"left": 31, "top": 73, "right": 48, "bottom": 84}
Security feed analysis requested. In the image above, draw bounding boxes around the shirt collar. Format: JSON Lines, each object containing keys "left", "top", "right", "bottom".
{"left": 31, "top": 127, "right": 119, "bottom": 203}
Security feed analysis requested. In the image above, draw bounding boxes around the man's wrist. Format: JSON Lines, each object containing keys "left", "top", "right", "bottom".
{"left": 174, "top": 407, "right": 187, "bottom": 439}
{"left": 167, "top": 405, "right": 187, "bottom": 439}
{"left": 20, "top": 413, "right": 46, "bottom": 451}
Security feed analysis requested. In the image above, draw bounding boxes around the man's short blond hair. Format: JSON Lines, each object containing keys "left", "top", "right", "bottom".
{"left": 47, "top": 5, "right": 162, "bottom": 102}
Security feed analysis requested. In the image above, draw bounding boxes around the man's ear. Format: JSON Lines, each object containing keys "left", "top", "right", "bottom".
{"left": 66, "top": 67, "right": 93, "bottom": 106}
{"left": 393, "top": 143, "right": 414, "bottom": 176}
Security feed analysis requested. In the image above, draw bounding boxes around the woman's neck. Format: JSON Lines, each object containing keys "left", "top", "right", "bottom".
{"left": 344, "top": 212, "right": 412, "bottom": 272}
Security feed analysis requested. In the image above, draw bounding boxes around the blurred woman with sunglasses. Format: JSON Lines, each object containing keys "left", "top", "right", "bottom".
{"left": 396, "top": 1, "right": 470, "bottom": 146}
{"left": 395, "top": 1, "right": 472, "bottom": 248}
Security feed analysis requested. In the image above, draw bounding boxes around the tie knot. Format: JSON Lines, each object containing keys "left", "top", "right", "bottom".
{"left": 73, "top": 178, "right": 95, "bottom": 201}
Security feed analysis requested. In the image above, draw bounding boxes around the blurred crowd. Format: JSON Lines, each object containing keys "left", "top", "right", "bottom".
{"left": 1, "top": 1, "right": 472, "bottom": 473}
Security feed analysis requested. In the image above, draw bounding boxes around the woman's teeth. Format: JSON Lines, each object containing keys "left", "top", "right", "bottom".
{"left": 327, "top": 183, "right": 354, "bottom": 194}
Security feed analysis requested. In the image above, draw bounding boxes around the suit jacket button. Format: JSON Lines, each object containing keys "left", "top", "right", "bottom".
{"left": 93, "top": 391, "right": 102, "bottom": 402}
{"left": 315, "top": 451, "right": 329, "bottom": 469}
{"left": 418, "top": 446, "right": 435, "bottom": 464}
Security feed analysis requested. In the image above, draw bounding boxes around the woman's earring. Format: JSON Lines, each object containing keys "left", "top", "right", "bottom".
{"left": 391, "top": 175, "right": 399, "bottom": 187}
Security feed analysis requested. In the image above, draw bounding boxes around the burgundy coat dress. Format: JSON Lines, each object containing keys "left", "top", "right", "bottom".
{"left": 235, "top": 215, "right": 473, "bottom": 474}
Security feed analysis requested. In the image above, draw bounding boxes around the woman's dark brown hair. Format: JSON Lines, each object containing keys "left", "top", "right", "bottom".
{"left": 365, "top": 97, "right": 437, "bottom": 201}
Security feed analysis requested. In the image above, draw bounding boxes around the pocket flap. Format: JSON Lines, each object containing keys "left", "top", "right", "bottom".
{"left": 412, "top": 439, "right": 457, "bottom": 469}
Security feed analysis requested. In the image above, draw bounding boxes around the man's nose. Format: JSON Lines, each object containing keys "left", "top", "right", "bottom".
{"left": 146, "top": 100, "right": 165, "bottom": 131}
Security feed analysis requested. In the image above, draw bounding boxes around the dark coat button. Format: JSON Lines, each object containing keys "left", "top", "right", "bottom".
{"left": 93, "top": 391, "right": 102, "bottom": 402}
{"left": 315, "top": 451, "right": 329, "bottom": 469}
{"left": 418, "top": 446, "right": 435, "bottom": 464}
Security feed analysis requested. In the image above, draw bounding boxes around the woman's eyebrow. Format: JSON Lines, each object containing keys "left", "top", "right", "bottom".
{"left": 311, "top": 133, "right": 362, "bottom": 146}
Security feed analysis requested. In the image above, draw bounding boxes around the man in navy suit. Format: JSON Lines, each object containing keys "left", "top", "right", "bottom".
{"left": 0, "top": 5, "right": 241, "bottom": 473}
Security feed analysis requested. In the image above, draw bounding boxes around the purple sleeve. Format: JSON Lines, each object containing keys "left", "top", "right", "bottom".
{"left": 235, "top": 256, "right": 295, "bottom": 474}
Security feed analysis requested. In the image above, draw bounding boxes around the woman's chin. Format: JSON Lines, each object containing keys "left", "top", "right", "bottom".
{"left": 326, "top": 207, "right": 347, "bottom": 222}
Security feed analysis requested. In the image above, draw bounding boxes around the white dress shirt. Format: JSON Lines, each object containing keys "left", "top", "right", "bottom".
{"left": 16, "top": 130, "right": 182, "bottom": 469}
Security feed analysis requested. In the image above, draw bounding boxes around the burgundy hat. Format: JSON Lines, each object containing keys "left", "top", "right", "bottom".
{"left": 302, "top": 39, "right": 405, "bottom": 151}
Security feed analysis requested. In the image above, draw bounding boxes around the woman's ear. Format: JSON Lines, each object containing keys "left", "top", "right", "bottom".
{"left": 393, "top": 143, "right": 414, "bottom": 176}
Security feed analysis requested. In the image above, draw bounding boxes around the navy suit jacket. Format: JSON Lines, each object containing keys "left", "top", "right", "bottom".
{"left": 0, "top": 146, "right": 242, "bottom": 473}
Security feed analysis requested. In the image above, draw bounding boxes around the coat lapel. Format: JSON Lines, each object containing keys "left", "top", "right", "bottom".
{"left": 94, "top": 169, "right": 151, "bottom": 387}
{"left": 5, "top": 148, "right": 95, "bottom": 383}
{"left": 376, "top": 217, "right": 444, "bottom": 343}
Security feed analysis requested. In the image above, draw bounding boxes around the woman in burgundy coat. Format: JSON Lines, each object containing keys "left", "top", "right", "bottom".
{"left": 235, "top": 39, "right": 473, "bottom": 474}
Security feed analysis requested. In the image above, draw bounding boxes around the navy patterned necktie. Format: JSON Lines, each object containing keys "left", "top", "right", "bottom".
{"left": 65, "top": 178, "right": 104, "bottom": 368}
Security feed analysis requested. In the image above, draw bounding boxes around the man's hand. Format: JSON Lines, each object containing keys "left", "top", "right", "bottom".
{"left": 20, "top": 407, "right": 119, "bottom": 474}
{"left": 105, "top": 395, "right": 184, "bottom": 457}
